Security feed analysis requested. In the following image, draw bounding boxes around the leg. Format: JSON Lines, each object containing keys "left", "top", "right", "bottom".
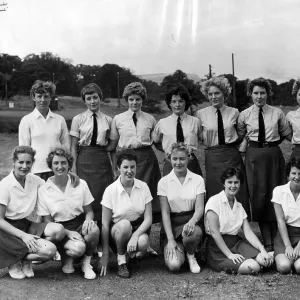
{"left": 255, "top": 252, "right": 274, "bottom": 268}
{"left": 24, "top": 239, "right": 57, "bottom": 261}
{"left": 258, "top": 222, "right": 273, "bottom": 248}
{"left": 275, "top": 254, "right": 293, "bottom": 274}
{"left": 164, "top": 242, "right": 185, "bottom": 272}
{"left": 238, "top": 258, "right": 261, "bottom": 275}
{"left": 43, "top": 222, "right": 65, "bottom": 244}
{"left": 111, "top": 220, "right": 132, "bottom": 255}
{"left": 137, "top": 233, "right": 149, "bottom": 253}
{"left": 293, "top": 257, "right": 300, "bottom": 274}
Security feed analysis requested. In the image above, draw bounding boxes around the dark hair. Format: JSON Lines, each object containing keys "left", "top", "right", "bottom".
{"left": 12, "top": 146, "right": 36, "bottom": 163}
{"left": 286, "top": 157, "right": 300, "bottom": 177}
{"left": 116, "top": 149, "right": 137, "bottom": 168}
{"left": 46, "top": 147, "right": 74, "bottom": 169}
{"left": 30, "top": 80, "right": 56, "bottom": 99}
{"left": 81, "top": 83, "right": 103, "bottom": 102}
{"left": 165, "top": 84, "right": 191, "bottom": 111}
{"left": 246, "top": 77, "right": 273, "bottom": 97}
{"left": 122, "top": 82, "right": 147, "bottom": 101}
{"left": 220, "top": 166, "right": 244, "bottom": 184}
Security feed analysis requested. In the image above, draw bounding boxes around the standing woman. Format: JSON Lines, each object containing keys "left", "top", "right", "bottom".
{"left": 153, "top": 84, "right": 202, "bottom": 176}
{"left": 0, "top": 146, "right": 64, "bottom": 279}
{"left": 107, "top": 82, "right": 161, "bottom": 221}
{"left": 196, "top": 76, "right": 249, "bottom": 214}
{"left": 70, "top": 83, "right": 113, "bottom": 222}
{"left": 158, "top": 143, "right": 205, "bottom": 273}
{"left": 286, "top": 79, "right": 300, "bottom": 158}
{"left": 237, "top": 78, "right": 292, "bottom": 251}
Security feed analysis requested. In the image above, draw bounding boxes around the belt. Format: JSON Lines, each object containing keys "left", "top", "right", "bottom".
{"left": 294, "top": 144, "right": 300, "bottom": 148}
{"left": 248, "top": 141, "right": 279, "bottom": 148}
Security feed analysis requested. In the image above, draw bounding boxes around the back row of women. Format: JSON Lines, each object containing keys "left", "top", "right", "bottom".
{"left": 1, "top": 76, "right": 300, "bottom": 279}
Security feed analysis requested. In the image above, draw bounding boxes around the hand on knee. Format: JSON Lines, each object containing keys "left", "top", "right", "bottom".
{"left": 275, "top": 255, "right": 293, "bottom": 274}
{"left": 37, "top": 239, "right": 57, "bottom": 260}
{"left": 84, "top": 225, "right": 100, "bottom": 244}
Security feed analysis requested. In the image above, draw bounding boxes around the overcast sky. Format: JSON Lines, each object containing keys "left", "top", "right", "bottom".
{"left": 0, "top": 0, "right": 299, "bottom": 82}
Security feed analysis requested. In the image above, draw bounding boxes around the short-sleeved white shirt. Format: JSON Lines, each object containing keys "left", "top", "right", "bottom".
{"left": 271, "top": 182, "right": 300, "bottom": 227}
{"left": 0, "top": 171, "right": 45, "bottom": 220}
{"left": 205, "top": 191, "right": 247, "bottom": 235}
{"left": 37, "top": 176, "right": 94, "bottom": 222}
{"left": 157, "top": 169, "right": 205, "bottom": 213}
{"left": 101, "top": 177, "right": 152, "bottom": 223}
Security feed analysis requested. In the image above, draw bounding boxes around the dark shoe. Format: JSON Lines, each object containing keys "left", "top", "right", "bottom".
{"left": 117, "top": 263, "right": 130, "bottom": 278}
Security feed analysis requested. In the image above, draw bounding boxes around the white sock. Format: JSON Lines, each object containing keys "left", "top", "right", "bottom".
{"left": 117, "top": 254, "right": 126, "bottom": 265}
{"left": 186, "top": 253, "right": 195, "bottom": 260}
{"left": 82, "top": 255, "right": 91, "bottom": 264}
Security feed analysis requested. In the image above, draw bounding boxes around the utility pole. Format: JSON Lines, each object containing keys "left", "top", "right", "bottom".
{"left": 117, "top": 72, "right": 120, "bottom": 108}
{"left": 0, "top": 2, "right": 8, "bottom": 12}
{"left": 52, "top": 72, "right": 55, "bottom": 83}
{"left": 209, "top": 64, "right": 212, "bottom": 78}
{"left": 232, "top": 53, "right": 236, "bottom": 108}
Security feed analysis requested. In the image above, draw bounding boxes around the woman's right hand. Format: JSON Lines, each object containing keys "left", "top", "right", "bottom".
{"left": 99, "top": 252, "right": 109, "bottom": 276}
{"left": 285, "top": 245, "right": 295, "bottom": 260}
{"left": 66, "top": 230, "right": 84, "bottom": 242}
{"left": 165, "top": 239, "right": 182, "bottom": 261}
{"left": 228, "top": 253, "right": 245, "bottom": 264}
{"left": 21, "top": 233, "right": 41, "bottom": 253}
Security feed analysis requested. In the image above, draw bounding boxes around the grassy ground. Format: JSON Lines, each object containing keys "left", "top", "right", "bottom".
{"left": 0, "top": 99, "right": 299, "bottom": 300}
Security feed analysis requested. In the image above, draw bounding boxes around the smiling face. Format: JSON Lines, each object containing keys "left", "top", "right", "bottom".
{"left": 170, "top": 95, "right": 186, "bottom": 116}
{"left": 208, "top": 86, "right": 225, "bottom": 109}
{"left": 128, "top": 94, "right": 143, "bottom": 112}
{"left": 51, "top": 155, "right": 69, "bottom": 177}
{"left": 84, "top": 92, "right": 101, "bottom": 112}
{"left": 251, "top": 86, "right": 267, "bottom": 107}
{"left": 170, "top": 150, "right": 188, "bottom": 174}
{"left": 13, "top": 153, "right": 34, "bottom": 179}
{"left": 33, "top": 92, "right": 51, "bottom": 111}
{"left": 223, "top": 175, "right": 240, "bottom": 198}
{"left": 118, "top": 159, "right": 136, "bottom": 184}
{"left": 288, "top": 166, "right": 300, "bottom": 187}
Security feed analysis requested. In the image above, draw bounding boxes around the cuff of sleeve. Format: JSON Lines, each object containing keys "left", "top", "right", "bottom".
{"left": 70, "top": 130, "right": 79, "bottom": 138}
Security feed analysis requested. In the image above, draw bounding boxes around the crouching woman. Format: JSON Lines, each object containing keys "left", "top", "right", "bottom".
{"left": 205, "top": 166, "right": 273, "bottom": 274}
{"left": 0, "top": 146, "right": 64, "bottom": 279}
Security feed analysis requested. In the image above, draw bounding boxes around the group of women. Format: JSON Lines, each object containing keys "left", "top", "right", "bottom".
{"left": 1, "top": 76, "right": 300, "bottom": 280}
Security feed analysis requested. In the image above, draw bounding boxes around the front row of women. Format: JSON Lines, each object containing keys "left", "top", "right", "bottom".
{"left": 1, "top": 144, "right": 300, "bottom": 280}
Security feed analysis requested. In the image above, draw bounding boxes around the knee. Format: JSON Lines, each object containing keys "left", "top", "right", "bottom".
{"left": 294, "top": 259, "right": 300, "bottom": 273}
{"left": 165, "top": 258, "right": 183, "bottom": 272}
{"left": 66, "top": 241, "right": 86, "bottom": 258}
{"left": 37, "top": 240, "right": 57, "bottom": 260}
{"left": 275, "top": 256, "right": 292, "bottom": 274}
{"left": 46, "top": 223, "right": 65, "bottom": 243}
{"left": 113, "top": 220, "right": 132, "bottom": 238}
{"left": 137, "top": 234, "right": 149, "bottom": 252}
{"left": 238, "top": 259, "right": 261, "bottom": 275}
{"left": 183, "top": 226, "right": 202, "bottom": 245}
{"left": 84, "top": 225, "right": 100, "bottom": 243}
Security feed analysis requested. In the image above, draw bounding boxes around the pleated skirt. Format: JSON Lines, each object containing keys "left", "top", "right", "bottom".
{"left": 245, "top": 145, "right": 286, "bottom": 222}
{"left": 77, "top": 146, "right": 113, "bottom": 222}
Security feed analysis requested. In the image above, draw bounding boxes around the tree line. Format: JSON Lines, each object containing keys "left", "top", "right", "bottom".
{"left": 0, "top": 52, "right": 298, "bottom": 113}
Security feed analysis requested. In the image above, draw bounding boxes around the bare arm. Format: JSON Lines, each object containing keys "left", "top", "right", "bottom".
{"left": 70, "top": 136, "right": 79, "bottom": 174}
{"left": 105, "top": 139, "right": 118, "bottom": 153}
{"left": 133, "top": 202, "right": 152, "bottom": 237}
{"left": 242, "top": 218, "right": 265, "bottom": 251}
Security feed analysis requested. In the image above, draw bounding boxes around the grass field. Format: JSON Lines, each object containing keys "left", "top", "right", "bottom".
{"left": 0, "top": 98, "right": 299, "bottom": 300}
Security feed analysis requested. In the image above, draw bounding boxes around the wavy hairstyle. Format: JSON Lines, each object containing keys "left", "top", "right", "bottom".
{"left": 122, "top": 82, "right": 147, "bottom": 101}
{"left": 165, "top": 84, "right": 192, "bottom": 111}
{"left": 220, "top": 166, "right": 244, "bottom": 185}
{"left": 12, "top": 146, "right": 36, "bottom": 163}
{"left": 200, "top": 76, "right": 232, "bottom": 100}
{"left": 116, "top": 149, "right": 138, "bottom": 168}
{"left": 292, "top": 79, "right": 300, "bottom": 99}
{"left": 46, "top": 147, "right": 74, "bottom": 170}
{"left": 246, "top": 77, "right": 273, "bottom": 97}
{"left": 286, "top": 156, "right": 300, "bottom": 177}
{"left": 30, "top": 80, "right": 56, "bottom": 99}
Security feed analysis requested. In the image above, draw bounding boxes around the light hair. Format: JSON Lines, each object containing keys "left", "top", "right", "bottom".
{"left": 122, "top": 82, "right": 147, "bottom": 101}
{"left": 200, "top": 76, "right": 232, "bottom": 99}
{"left": 30, "top": 80, "right": 56, "bottom": 99}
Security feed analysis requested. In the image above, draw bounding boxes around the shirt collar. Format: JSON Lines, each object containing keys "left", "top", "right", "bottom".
{"left": 171, "top": 112, "right": 187, "bottom": 120}
{"left": 45, "top": 175, "right": 71, "bottom": 190}
{"left": 169, "top": 169, "right": 193, "bottom": 183}
{"left": 220, "top": 190, "right": 238, "bottom": 210}
{"left": 296, "top": 107, "right": 300, "bottom": 112}
{"left": 253, "top": 104, "right": 267, "bottom": 113}
{"left": 211, "top": 105, "right": 226, "bottom": 113}
{"left": 127, "top": 109, "right": 142, "bottom": 117}
{"left": 8, "top": 171, "right": 32, "bottom": 188}
{"left": 33, "top": 107, "right": 54, "bottom": 119}
{"left": 87, "top": 109, "right": 101, "bottom": 117}
{"left": 116, "top": 176, "right": 141, "bottom": 194}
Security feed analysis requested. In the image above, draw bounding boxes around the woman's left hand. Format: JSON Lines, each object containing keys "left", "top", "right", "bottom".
{"left": 260, "top": 250, "right": 274, "bottom": 267}
{"left": 182, "top": 219, "right": 196, "bottom": 237}
{"left": 69, "top": 171, "right": 80, "bottom": 188}
{"left": 127, "top": 233, "right": 139, "bottom": 253}
{"left": 82, "top": 220, "right": 95, "bottom": 235}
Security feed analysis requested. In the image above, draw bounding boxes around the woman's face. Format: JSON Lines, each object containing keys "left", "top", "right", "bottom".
{"left": 171, "top": 150, "right": 188, "bottom": 173}
{"left": 84, "top": 92, "right": 101, "bottom": 112}
{"left": 223, "top": 175, "right": 240, "bottom": 198}
{"left": 13, "top": 153, "right": 34, "bottom": 179}
{"left": 128, "top": 94, "right": 143, "bottom": 112}
{"left": 118, "top": 159, "right": 136, "bottom": 183}
{"left": 251, "top": 86, "right": 267, "bottom": 107}
{"left": 33, "top": 92, "right": 51, "bottom": 111}
{"left": 208, "top": 86, "right": 225, "bottom": 109}
{"left": 170, "top": 95, "right": 186, "bottom": 116}
{"left": 51, "top": 155, "right": 69, "bottom": 177}
{"left": 296, "top": 89, "right": 300, "bottom": 105}
{"left": 288, "top": 166, "right": 300, "bottom": 186}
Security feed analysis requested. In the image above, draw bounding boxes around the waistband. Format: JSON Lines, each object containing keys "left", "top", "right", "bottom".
{"left": 206, "top": 141, "right": 238, "bottom": 150}
{"left": 79, "top": 145, "right": 107, "bottom": 151}
{"left": 132, "top": 145, "right": 153, "bottom": 151}
{"left": 248, "top": 141, "right": 279, "bottom": 148}
{"left": 294, "top": 144, "right": 300, "bottom": 148}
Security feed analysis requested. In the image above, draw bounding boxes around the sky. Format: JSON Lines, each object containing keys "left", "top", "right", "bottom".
{"left": 0, "top": 0, "right": 299, "bottom": 83}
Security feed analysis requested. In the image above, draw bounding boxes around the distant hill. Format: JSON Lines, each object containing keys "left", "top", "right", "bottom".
{"left": 138, "top": 73, "right": 201, "bottom": 85}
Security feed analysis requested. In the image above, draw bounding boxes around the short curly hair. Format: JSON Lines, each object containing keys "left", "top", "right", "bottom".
{"left": 116, "top": 149, "right": 137, "bottom": 168}
{"left": 165, "top": 84, "right": 192, "bottom": 111}
{"left": 246, "top": 78, "right": 273, "bottom": 97}
{"left": 286, "top": 156, "right": 300, "bottom": 177}
{"left": 220, "top": 166, "right": 244, "bottom": 185}
{"left": 46, "top": 147, "right": 74, "bottom": 170}
{"left": 122, "top": 82, "right": 147, "bottom": 101}
{"left": 81, "top": 83, "right": 103, "bottom": 102}
{"left": 30, "top": 80, "right": 56, "bottom": 99}
{"left": 12, "top": 146, "right": 36, "bottom": 163}
{"left": 292, "top": 79, "right": 300, "bottom": 99}
{"left": 170, "top": 142, "right": 189, "bottom": 157}
{"left": 200, "top": 76, "right": 232, "bottom": 99}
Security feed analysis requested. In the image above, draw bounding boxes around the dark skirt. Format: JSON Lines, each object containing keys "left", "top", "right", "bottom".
{"left": 163, "top": 153, "right": 203, "bottom": 176}
{"left": 132, "top": 146, "right": 161, "bottom": 216}
{"left": 274, "top": 225, "right": 300, "bottom": 257}
{"left": 245, "top": 145, "right": 286, "bottom": 222}
{"left": 205, "top": 144, "right": 250, "bottom": 215}
{"left": 160, "top": 211, "right": 203, "bottom": 250}
{"left": 290, "top": 145, "right": 300, "bottom": 159}
{"left": 77, "top": 146, "right": 113, "bottom": 222}
{"left": 205, "top": 234, "right": 259, "bottom": 272}
{"left": 0, "top": 218, "right": 47, "bottom": 269}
